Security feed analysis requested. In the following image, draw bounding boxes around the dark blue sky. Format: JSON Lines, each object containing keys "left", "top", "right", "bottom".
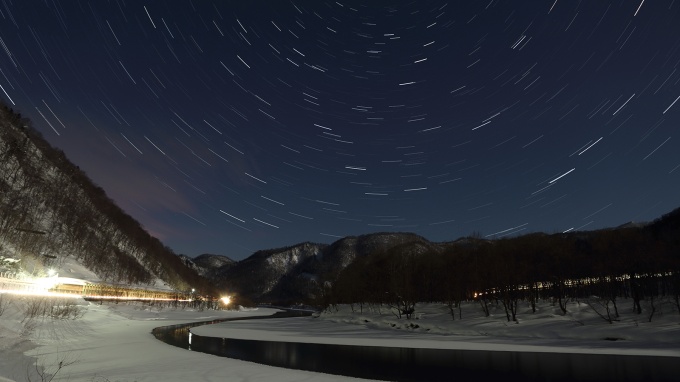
{"left": 1, "top": 1, "right": 679, "bottom": 260}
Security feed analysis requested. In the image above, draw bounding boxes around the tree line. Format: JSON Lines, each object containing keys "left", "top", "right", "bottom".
{"left": 324, "top": 209, "right": 680, "bottom": 323}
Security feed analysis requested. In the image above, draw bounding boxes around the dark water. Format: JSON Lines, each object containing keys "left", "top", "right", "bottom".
{"left": 152, "top": 312, "right": 678, "bottom": 382}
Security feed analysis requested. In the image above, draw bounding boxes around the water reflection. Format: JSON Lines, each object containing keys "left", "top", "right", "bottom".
{"left": 152, "top": 313, "right": 677, "bottom": 382}
{"left": 151, "top": 312, "right": 304, "bottom": 350}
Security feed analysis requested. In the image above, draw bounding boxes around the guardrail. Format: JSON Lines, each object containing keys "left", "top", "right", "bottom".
{"left": 0, "top": 271, "right": 19, "bottom": 279}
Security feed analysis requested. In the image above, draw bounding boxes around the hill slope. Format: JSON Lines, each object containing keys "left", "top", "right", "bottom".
{"left": 206, "top": 232, "right": 439, "bottom": 304}
{"left": 0, "top": 102, "right": 213, "bottom": 294}
{"left": 201, "top": 209, "right": 679, "bottom": 307}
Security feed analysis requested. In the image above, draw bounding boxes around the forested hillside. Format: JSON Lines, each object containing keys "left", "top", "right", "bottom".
{"left": 208, "top": 233, "right": 433, "bottom": 305}
{"left": 0, "top": 101, "right": 213, "bottom": 294}
{"left": 328, "top": 210, "right": 680, "bottom": 321}
{"left": 204, "top": 207, "right": 679, "bottom": 319}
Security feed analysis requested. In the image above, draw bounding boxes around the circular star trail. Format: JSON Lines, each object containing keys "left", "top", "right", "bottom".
{"left": 1, "top": 1, "right": 679, "bottom": 259}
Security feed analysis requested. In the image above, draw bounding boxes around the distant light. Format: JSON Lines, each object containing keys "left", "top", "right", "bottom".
{"left": 221, "top": 296, "right": 231, "bottom": 305}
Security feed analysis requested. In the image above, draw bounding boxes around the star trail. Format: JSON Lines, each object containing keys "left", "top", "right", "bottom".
{"left": 1, "top": 1, "right": 679, "bottom": 259}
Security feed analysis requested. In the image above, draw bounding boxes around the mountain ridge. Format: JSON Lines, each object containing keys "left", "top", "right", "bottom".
{"left": 196, "top": 213, "right": 679, "bottom": 306}
{"left": 0, "top": 101, "right": 215, "bottom": 295}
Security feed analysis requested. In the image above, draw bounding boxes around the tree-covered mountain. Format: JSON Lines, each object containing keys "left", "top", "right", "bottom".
{"left": 178, "top": 253, "right": 235, "bottom": 279}
{"left": 0, "top": 101, "right": 214, "bottom": 295}
{"left": 202, "top": 208, "right": 679, "bottom": 313}
{"left": 203, "top": 232, "right": 446, "bottom": 304}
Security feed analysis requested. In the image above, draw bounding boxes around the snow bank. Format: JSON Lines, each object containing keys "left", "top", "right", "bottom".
{"left": 193, "top": 300, "right": 680, "bottom": 356}
{"left": 0, "top": 296, "right": 369, "bottom": 382}
{"left": 3, "top": 295, "right": 679, "bottom": 382}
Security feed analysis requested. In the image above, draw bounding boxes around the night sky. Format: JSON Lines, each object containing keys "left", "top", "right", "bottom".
{"left": 1, "top": 1, "right": 679, "bottom": 260}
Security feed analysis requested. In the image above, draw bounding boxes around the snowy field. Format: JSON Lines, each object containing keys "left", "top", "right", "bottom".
{"left": 2, "top": 256, "right": 365, "bottom": 382}
{"left": 193, "top": 301, "right": 680, "bottom": 357}
{"left": 1, "top": 295, "right": 679, "bottom": 382}
{"left": 1, "top": 254, "right": 679, "bottom": 381}
{"left": 0, "top": 296, "right": 369, "bottom": 382}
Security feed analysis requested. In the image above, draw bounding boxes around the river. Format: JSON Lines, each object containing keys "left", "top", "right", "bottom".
{"left": 151, "top": 311, "right": 677, "bottom": 381}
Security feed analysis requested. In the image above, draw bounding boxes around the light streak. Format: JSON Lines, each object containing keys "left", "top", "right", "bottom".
{"left": 209, "top": 148, "right": 228, "bottom": 162}
{"left": 429, "top": 219, "right": 455, "bottom": 225}
{"left": 314, "top": 199, "right": 339, "bottom": 206}
{"left": 522, "top": 135, "right": 543, "bottom": 148}
{"left": 204, "top": 120, "right": 222, "bottom": 134}
{"left": 570, "top": 140, "right": 593, "bottom": 157}
{"left": 106, "top": 20, "right": 121, "bottom": 45}
{"left": 225, "top": 142, "right": 244, "bottom": 154}
{"left": 220, "top": 61, "right": 234, "bottom": 76}
{"left": 662, "top": 95, "right": 680, "bottom": 114}
{"left": 237, "top": 19, "right": 247, "bottom": 34}
{"left": 0, "top": 277, "right": 192, "bottom": 302}
{"left": 35, "top": 107, "right": 59, "bottom": 135}
{"left": 213, "top": 20, "right": 224, "bottom": 36}
{"left": 119, "top": 61, "right": 136, "bottom": 84}
{"left": 486, "top": 223, "right": 529, "bottom": 238}
{"left": 319, "top": 232, "right": 343, "bottom": 238}
{"left": 121, "top": 133, "right": 143, "bottom": 154}
{"left": 578, "top": 137, "right": 603, "bottom": 155}
{"left": 261, "top": 195, "right": 284, "bottom": 205}
{"left": 314, "top": 123, "right": 332, "bottom": 130}
{"left": 253, "top": 218, "right": 279, "bottom": 228}
{"left": 549, "top": 168, "right": 575, "bottom": 184}
{"left": 245, "top": 172, "right": 267, "bottom": 184}
{"left": 583, "top": 203, "right": 613, "bottom": 220}
{"left": 419, "top": 126, "right": 440, "bottom": 133}
{"left": 288, "top": 212, "right": 313, "bottom": 220}
{"left": 144, "top": 136, "right": 166, "bottom": 155}
{"left": 471, "top": 120, "right": 491, "bottom": 131}
{"left": 0, "top": 83, "right": 15, "bottom": 105}
{"left": 162, "top": 18, "right": 174, "bottom": 38}
{"left": 634, "top": 0, "right": 645, "bottom": 16}
{"left": 281, "top": 144, "right": 299, "bottom": 153}
{"left": 219, "top": 210, "right": 245, "bottom": 223}
{"left": 642, "top": 136, "right": 671, "bottom": 161}
{"left": 144, "top": 6, "right": 156, "bottom": 28}
{"left": 182, "top": 212, "right": 206, "bottom": 226}
{"left": 237, "top": 55, "right": 250, "bottom": 68}
{"left": 612, "top": 93, "right": 635, "bottom": 115}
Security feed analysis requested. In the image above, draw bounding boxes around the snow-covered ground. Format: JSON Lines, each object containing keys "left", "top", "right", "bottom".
{"left": 1, "top": 295, "right": 679, "bottom": 382}
{"left": 193, "top": 301, "right": 680, "bottom": 357}
{"left": 2, "top": 254, "right": 679, "bottom": 381}
{"left": 0, "top": 297, "right": 369, "bottom": 382}
{"left": 0, "top": 255, "right": 370, "bottom": 382}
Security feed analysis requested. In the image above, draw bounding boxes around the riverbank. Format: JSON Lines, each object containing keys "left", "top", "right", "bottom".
{"left": 0, "top": 295, "right": 368, "bottom": 382}
{"left": 192, "top": 300, "right": 680, "bottom": 356}
{"left": 2, "top": 296, "right": 678, "bottom": 381}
